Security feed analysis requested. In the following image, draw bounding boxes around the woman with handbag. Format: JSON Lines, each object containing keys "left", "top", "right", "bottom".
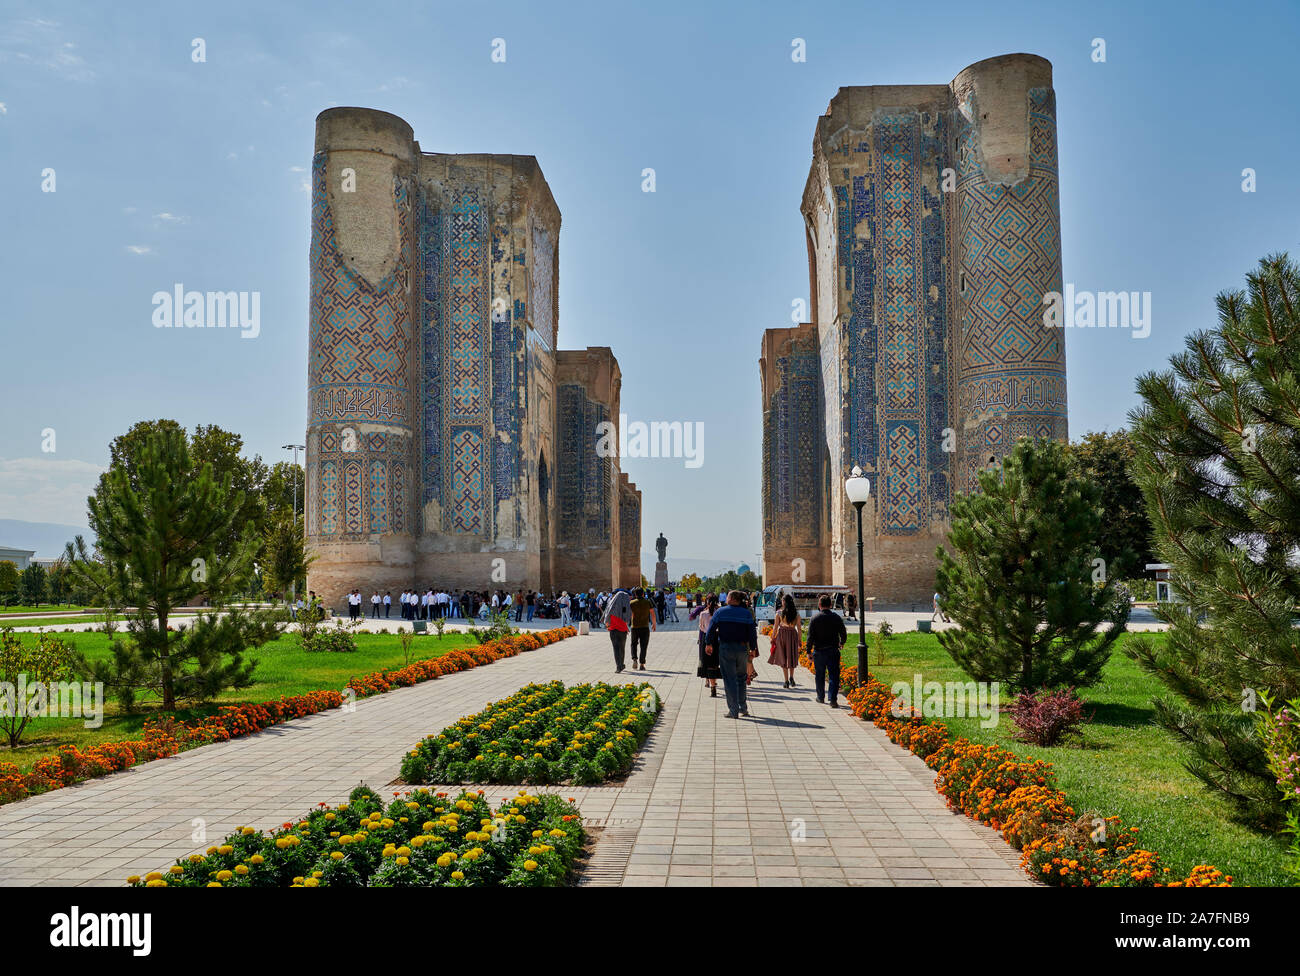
{"left": 767, "top": 594, "right": 803, "bottom": 688}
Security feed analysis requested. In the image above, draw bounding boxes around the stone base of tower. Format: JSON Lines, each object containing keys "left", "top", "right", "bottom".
{"left": 550, "top": 549, "right": 617, "bottom": 595}
{"left": 761, "top": 545, "right": 830, "bottom": 588}
{"left": 833, "top": 531, "right": 946, "bottom": 609}
{"left": 306, "top": 539, "right": 417, "bottom": 615}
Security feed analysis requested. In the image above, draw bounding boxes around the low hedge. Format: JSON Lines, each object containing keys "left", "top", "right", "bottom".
{"left": 128, "top": 784, "right": 585, "bottom": 887}
{"left": 401, "top": 680, "right": 660, "bottom": 786}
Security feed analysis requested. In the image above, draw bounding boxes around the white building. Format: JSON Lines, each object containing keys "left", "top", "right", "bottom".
{"left": 0, "top": 546, "right": 36, "bottom": 571}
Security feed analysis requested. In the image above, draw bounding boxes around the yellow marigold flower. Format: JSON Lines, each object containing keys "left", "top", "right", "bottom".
{"left": 241, "top": 826, "right": 256, "bottom": 835}
{"left": 218, "top": 845, "right": 234, "bottom": 855}
{"left": 249, "top": 854, "right": 264, "bottom": 865}
{"left": 169, "top": 865, "right": 184, "bottom": 875}
{"left": 524, "top": 860, "right": 538, "bottom": 872}
{"left": 303, "top": 877, "right": 320, "bottom": 887}
{"left": 206, "top": 882, "right": 221, "bottom": 887}
{"left": 451, "top": 870, "right": 464, "bottom": 880}
{"left": 331, "top": 851, "right": 345, "bottom": 861}
{"left": 235, "top": 865, "right": 249, "bottom": 875}
{"left": 216, "top": 870, "right": 233, "bottom": 881}
{"left": 145, "top": 871, "right": 163, "bottom": 882}
{"left": 127, "top": 875, "right": 141, "bottom": 884}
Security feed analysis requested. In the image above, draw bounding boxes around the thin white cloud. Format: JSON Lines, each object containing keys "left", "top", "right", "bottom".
{"left": 0, "top": 19, "right": 95, "bottom": 82}
{"left": 125, "top": 244, "right": 152, "bottom": 255}
{"left": 288, "top": 165, "right": 305, "bottom": 173}
{"left": 0, "top": 102, "right": 8, "bottom": 115}
{"left": 153, "top": 212, "right": 189, "bottom": 224}
{"left": 0, "top": 456, "right": 105, "bottom": 525}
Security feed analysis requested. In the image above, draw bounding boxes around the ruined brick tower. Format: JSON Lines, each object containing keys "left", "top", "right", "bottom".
{"left": 761, "top": 54, "right": 1068, "bottom": 604}
{"left": 305, "top": 108, "right": 641, "bottom": 609}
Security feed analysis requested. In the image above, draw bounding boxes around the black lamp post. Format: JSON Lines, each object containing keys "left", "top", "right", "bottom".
{"left": 844, "top": 465, "right": 872, "bottom": 685}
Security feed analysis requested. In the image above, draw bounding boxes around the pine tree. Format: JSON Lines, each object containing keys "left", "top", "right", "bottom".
{"left": 67, "top": 425, "right": 281, "bottom": 711}
{"left": 1128, "top": 253, "right": 1300, "bottom": 827}
{"left": 936, "top": 437, "right": 1129, "bottom": 691}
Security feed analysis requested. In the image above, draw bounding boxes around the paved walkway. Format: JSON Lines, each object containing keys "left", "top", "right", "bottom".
{"left": 0, "top": 621, "right": 1027, "bottom": 887}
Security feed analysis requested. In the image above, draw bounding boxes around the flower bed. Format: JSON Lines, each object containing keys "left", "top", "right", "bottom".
{"left": 0, "top": 627, "right": 578, "bottom": 807}
{"left": 401, "top": 680, "right": 660, "bottom": 786}
{"left": 802, "top": 654, "right": 1230, "bottom": 887}
{"left": 127, "top": 784, "right": 585, "bottom": 887}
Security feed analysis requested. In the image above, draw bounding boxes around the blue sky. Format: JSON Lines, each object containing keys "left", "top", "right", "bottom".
{"left": 1, "top": 0, "right": 1297, "bottom": 568}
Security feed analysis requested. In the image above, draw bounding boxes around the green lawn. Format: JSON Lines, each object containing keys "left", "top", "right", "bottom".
{"left": 0, "top": 605, "right": 95, "bottom": 615}
{"left": 842, "top": 631, "right": 1290, "bottom": 886}
{"left": 2, "top": 630, "right": 478, "bottom": 774}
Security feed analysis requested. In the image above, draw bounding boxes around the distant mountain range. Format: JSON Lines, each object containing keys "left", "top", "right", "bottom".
{"left": 0, "top": 519, "right": 744, "bottom": 578}
{"left": 639, "top": 553, "right": 753, "bottom": 580}
{"left": 0, "top": 519, "right": 93, "bottom": 559}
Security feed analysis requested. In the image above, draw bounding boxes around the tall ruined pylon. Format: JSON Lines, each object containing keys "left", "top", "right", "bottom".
{"left": 305, "top": 108, "right": 640, "bottom": 609}
{"left": 307, "top": 108, "right": 418, "bottom": 601}
{"left": 762, "top": 54, "right": 1067, "bottom": 604}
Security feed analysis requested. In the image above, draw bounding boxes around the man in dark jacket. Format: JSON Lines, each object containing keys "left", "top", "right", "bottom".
{"left": 806, "top": 594, "right": 848, "bottom": 707}
{"left": 704, "top": 590, "right": 759, "bottom": 719}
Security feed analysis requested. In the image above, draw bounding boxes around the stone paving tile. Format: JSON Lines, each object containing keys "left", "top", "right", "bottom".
{"left": 0, "top": 623, "right": 1027, "bottom": 887}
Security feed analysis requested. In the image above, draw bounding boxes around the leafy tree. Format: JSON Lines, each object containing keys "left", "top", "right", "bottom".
{"left": 1067, "top": 430, "right": 1157, "bottom": 580}
{"left": 0, "top": 630, "right": 77, "bottom": 747}
{"left": 1128, "top": 253, "right": 1300, "bottom": 827}
{"left": 18, "top": 563, "right": 47, "bottom": 606}
{"left": 0, "top": 561, "right": 18, "bottom": 606}
{"left": 678, "top": 572, "right": 703, "bottom": 592}
{"left": 67, "top": 424, "right": 281, "bottom": 711}
{"left": 262, "top": 511, "right": 314, "bottom": 599}
{"left": 697, "top": 569, "right": 763, "bottom": 596}
{"left": 264, "top": 461, "right": 305, "bottom": 521}
{"left": 935, "top": 437, "right": 1129, "bottom": 691}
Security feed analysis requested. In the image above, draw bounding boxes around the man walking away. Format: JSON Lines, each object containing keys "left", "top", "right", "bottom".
{"left": 628, "top": 587, "right": 656, "bottom": 670}
{"left": 604, "top": 588, "right": 632, "bottom": 672}
{"left": 807, "top": 594, "right": 848, "bottom": 708}
{"left": 931, "top": 591, "right": 950, "bottom": 623}
{"left": 704, "top": 590, "right": 760, "bottom": 719}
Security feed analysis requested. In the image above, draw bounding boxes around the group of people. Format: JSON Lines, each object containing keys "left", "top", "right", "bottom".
{"left": 691, "top": 590, "right": 846, "bottom": 719}
{"left": 332, "top": 585, "right": 683, "bottom": 628}
{"left": 598, "top": 587, "right": 848, "bottom": 720}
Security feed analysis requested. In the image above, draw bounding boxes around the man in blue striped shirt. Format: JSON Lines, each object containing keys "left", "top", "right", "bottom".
{"left": 704, "top": 590, "right": 759, "bottom": 719}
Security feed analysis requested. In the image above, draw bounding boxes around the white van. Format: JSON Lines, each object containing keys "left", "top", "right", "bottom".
{"left": 755, "top": 584, "right": 852, "bottom": 621}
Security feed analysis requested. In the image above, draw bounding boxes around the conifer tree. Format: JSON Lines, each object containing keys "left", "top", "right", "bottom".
{"left": 1128, "top": 254, "right": 1300, "bottom": 827}
{"left": 936, "top": 437, "right": 1129, "bottom": 691}
{"left": 67, "top": 425, "right": 281, "bottom": 711}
